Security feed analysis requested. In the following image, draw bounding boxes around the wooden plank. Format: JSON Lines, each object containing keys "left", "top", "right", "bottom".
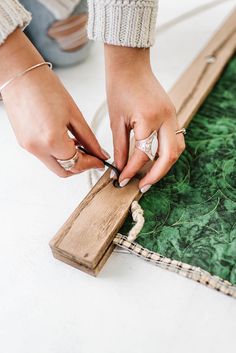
{"left": 50, "top": 9, "right": 236, "bottom": 275}
{"left": 55, "top": 178, "right": 140, "bottom": 269}
{"left": 169, "top": 9, "right": 236, "bottom": 127}
{"left": 51, "top": 241, "right": 115, "bottom": 276}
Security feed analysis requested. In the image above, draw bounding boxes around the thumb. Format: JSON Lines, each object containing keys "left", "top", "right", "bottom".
{"left": 111, "top": 119, "right": 130, "bottom": 174}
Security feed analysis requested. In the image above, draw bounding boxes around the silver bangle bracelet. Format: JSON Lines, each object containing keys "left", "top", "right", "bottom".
{"left": 0, "top": 61, "right": 52, "bottom": 100}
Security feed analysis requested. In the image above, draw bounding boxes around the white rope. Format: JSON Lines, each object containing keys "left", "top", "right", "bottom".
{"left": 156, "top": 0, "right": 233, "bottom": 35}
{"left": 127, "top": 200, "right": 145, "bottom": 242}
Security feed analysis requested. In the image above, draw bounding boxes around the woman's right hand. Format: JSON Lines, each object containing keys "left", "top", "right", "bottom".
{"left": 0, "top": 29, "right": 108, "bottom": 177}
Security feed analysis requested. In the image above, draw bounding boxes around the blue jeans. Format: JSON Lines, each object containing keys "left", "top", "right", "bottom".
{"left": 20, "top": 0, "right": 92, "bottom": 67}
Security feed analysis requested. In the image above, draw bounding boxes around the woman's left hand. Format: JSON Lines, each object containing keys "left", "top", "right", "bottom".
{"left": 105, "top": 45, "right": 186, "bottom": 193}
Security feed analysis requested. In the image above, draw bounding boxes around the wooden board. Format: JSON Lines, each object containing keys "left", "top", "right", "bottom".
{"left": 50, "top": 9, "right": 236, "bottom": 275}
{"left": 170, "top": 9, "right": 236, "bottom": 127}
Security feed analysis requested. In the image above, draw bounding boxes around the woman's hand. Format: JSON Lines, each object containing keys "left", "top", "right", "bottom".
{"left": 105, "top": 45, "right": 185, "bottom": 192}
{"left": 0, "top": 29, "right": 108, "bottom": 177}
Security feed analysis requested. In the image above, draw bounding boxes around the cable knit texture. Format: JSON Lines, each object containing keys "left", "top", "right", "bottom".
{"left": 0, "top": 0, "right": 31, "bottom": 44}
{"left": 0, "top": 0, "right": 158, "bottom": 48}
{"left": 87, "top": 0, "right": 158, "bottom": 48}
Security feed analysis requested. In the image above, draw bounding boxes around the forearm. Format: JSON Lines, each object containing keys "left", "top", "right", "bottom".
{"left": 0, "top": 29, "right": 44, "bottom": 89}
{"left": 104, "top": 44, "right": 152, "bottom": 90}
{"left": 0, "top": 1, "right": 35, "bottom": 87}
{"left": 104, "top": 44, "right": 151, "bottom": 68}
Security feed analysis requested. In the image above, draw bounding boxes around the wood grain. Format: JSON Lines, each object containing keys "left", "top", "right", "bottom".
{"left": 50, "top": 9, "right": 236, "bottom": 275}
{"left": 169, "top": 9, "right": 236, "bottom": 127}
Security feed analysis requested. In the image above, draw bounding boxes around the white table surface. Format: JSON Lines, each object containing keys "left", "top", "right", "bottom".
{"left": 0, "top": 1, "right": 236, "bottom": 352}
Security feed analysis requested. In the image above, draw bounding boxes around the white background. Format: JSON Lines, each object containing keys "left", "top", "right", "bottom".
{"left": 0, "top": 1, "right": 236, "bottom": 352}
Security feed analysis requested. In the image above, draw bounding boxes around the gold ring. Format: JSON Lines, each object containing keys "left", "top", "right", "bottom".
{"left": 176, "top": 128, "right": 186, "bottom": 135}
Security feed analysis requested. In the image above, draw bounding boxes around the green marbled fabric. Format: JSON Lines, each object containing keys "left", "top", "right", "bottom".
{"left": 121, "top": 55, "right": 236, "bottom": 284}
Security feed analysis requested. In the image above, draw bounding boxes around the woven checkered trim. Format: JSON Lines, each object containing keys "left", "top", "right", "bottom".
{"left": 114, "top": 234, "right": 236, "bottom": 299}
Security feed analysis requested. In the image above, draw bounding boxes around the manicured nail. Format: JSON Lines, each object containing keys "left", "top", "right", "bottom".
{"left": 110, "top": 169, "right": 117, "bottom": 179}
{"left": 119, "top": 178, "right": 130, "bottom": 188}
{"left": 140, "top": 184, "right": 151, "bottom": 193}
{"left": 101, "top": 148, "right": 110, "bottom": 159}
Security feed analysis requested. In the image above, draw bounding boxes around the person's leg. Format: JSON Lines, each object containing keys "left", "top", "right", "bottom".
{"left": 20, "top": 0, "right": 92, "bottom": 67}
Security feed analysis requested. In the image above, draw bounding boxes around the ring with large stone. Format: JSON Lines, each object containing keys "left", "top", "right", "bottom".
{"left": 135, "top": 130, "right": 158, "bottom": 161}
{"left": 56, "top": 148, "right": 79, "bottom": 171}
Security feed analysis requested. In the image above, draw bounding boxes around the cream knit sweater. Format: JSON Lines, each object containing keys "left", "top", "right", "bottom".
{"left": 0, "top": 0, "right": 158, "bottom": 48}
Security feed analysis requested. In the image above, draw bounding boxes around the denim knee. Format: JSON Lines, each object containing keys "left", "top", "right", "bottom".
{"left": 20, "top": 0, "right": 92, "bottom": 67}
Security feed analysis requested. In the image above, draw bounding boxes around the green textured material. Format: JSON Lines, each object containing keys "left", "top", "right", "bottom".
{"left": 121, "top": 55, "right": 236, "bottom": 284}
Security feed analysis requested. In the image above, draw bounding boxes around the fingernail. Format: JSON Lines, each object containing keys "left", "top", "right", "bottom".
{"left": 140, "top": 184, "right": 151, "bottom": 193}
{"left": 110, "top": 169, "right": 117, "bottom": 179}
{"left": 97, "top": 167, "right": 105, "bottom": 171}
{"left": 119, "top": 178, "right": 130, "bottom": 188}
{"left": 101, "top": 148, "right": 110, "bottom": 159}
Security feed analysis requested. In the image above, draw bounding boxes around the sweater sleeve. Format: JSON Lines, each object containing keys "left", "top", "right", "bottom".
{"left": 0, "top": 0, "right": 31, "bottom": 45}
{"left": 87, "top": 0, "right": 158, "bottom": 48}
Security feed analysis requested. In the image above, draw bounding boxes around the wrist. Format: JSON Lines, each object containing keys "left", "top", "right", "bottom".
{"left": 104, "top": 44, "right": 151, "bottom": 75}
{"left": 0, "top": 29, "right": 44, "bottom": 87}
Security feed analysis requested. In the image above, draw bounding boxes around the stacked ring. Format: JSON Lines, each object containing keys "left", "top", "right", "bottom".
{"left": 175, "top": 128, "right": 186, "bottom": 135}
